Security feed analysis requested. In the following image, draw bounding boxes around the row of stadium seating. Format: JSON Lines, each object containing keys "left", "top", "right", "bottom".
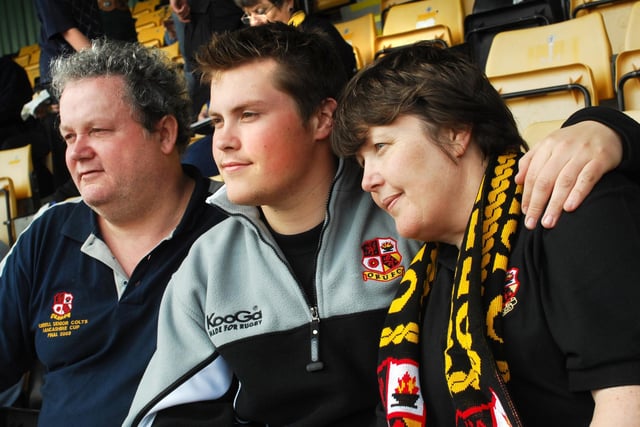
{"left": 333, "top": 0, "right": 640, "bottom": 135}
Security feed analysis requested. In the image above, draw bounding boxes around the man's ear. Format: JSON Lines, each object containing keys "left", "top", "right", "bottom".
{"left": 314, "top": 98, "right": 338, "bottom": 141}
{"left": 448, "top": 126, "right": 472, "bottom": 158}
{"left": 157, "top": 115, "right": 179, "bottom": 154}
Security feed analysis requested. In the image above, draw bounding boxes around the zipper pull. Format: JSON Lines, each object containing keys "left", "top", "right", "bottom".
{"left": 306, "top": 306, "right": 324, "bottom": 372}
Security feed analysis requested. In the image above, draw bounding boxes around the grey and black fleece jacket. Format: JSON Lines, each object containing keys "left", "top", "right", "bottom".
{"left": 124, "top": 159, "right": 422, "bottom": 427}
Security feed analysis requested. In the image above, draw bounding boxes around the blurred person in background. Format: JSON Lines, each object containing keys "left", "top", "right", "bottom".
{"left": 169, "top": 0, "right": 244, "bottom": 121}
{"left": 235, "top": 0, "right": 356, "bottom": 78}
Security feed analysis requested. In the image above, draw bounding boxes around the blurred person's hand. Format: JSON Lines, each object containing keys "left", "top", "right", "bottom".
{"left": 170, "top": 0, "right": 191, "bottom": 22}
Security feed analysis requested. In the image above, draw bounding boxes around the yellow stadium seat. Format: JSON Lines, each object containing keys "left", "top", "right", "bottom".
{"left": 614, "top": 1, "right": 640, "bottom": 110}
{"left": 350, "top": 45, "right": 363, "bottom": 70}
{"left": 522, "top": 118, "right": 564, "bottom": 147}
{"left": 158, "top": 42, "right": 183, "bottom": 63}
{"left": 375, "top": 27, "right": 449, "bottom": 59}
{"left": 624, "top": 109, "right": 640, "bottom": 121}
{"left": 381, "top": 0, "right": 464, "bottom": 46}
{"left": 0, "top": 145, "right": 34, "bottom": 201}
{"left": 13, "top": 54, "right": 30, "bottom": 67}
{"left": 571, "top": 0, "right": 637, "bottom": 55}
{"left": 28, "top": 49, "right": 40, "bottom": 66}
{"left": 624, "top": 1, "right": 640, "bottom": 49}
{"left": 462, "top": 0, "right": 474, "bottom": 16}
{"left": 0, "top": 177, "right": 18, "bottom": 247}
{"left": 523, "top": 109, "right": 640, "bottom": 148}
{"left": 18, "top": 43, "right": 40, "bottom": 58}
{"left": 380, "top": 0, "right": 414, "bottom": 21}
{"left": 463, "top": 1, "right": 566, "bottom": 70}
{"left": 134, "top": 8, "right": 169, "bottom": 31}
{"left": 131, "top": 0, "right": 161, "bottom": 17}
{"left": 334, "top": 13, "right": 378, "bottom": 69}
{"left": 615, "top": 49, "right": 640, "bottom": 110}
{"left": 24, "top": 64, "right": 40, "bottom": 89}
{"left": 485, "top": 12, "right": 613, "bottom": 133}
{"left": 491, "top": 64, "right": 597, "bottom": 133}
{"left": 0, "top": 145, "right": 39, "bottom": 215}
{"left": 132, "top": 5, "right": 154, "bottom": 17}
{"left": 16, "top": 44, "right": 41, "bottom": 76}
{"left": 137, "top": 25, "right": 167, "bottom": 47}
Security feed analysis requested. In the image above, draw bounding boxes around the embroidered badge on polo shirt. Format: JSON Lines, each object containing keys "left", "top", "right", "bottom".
{"left": 37, "top": 292, "right": 89, "bottom": 338}
{"left": 502, "top": 267, "right": 520, "bottom": 315}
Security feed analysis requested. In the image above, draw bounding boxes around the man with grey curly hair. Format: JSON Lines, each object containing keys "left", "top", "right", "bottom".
{"left": 0, "top": 39, "right": 233, "bottom": 426}
{"left": 49, "top": 39, "right": 194, "bottom": 154}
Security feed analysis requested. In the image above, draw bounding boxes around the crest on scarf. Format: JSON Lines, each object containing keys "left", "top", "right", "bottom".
{"left": 361, "top": 237, "right": 405, "bottom": 282}
{"left": 455, "top": 388, "right": 513, "bottom": 427}
{"left": 379, "top": 357, "right": 426, "bottom": 426}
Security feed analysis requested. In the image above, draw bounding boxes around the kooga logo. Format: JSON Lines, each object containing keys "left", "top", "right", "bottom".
{"left": 207, "top": 306, "right": 263, "bottom": 336}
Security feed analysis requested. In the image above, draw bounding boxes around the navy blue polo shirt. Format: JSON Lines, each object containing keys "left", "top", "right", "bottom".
{"left": 0, "top": 168, "right": 225, "bottom": 426}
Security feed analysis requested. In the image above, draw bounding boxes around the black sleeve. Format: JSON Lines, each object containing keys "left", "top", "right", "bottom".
{"left": 562, "top": 106, "right": 640, "bottom": 182}
{"left": 540, "top": 173, "right": 640, "bottom": 391}
{"left": 151, "top": 377, "right": 240, "bottom": 427}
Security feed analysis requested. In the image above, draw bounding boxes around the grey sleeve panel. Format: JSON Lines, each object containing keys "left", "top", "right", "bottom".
{"left": 123, "top": 262, "right": 233, "bottom": 427}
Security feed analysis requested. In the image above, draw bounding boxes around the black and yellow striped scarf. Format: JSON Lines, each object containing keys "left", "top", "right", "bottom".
{"left": 377, "top": 153, "right": 523, "bottom": 427}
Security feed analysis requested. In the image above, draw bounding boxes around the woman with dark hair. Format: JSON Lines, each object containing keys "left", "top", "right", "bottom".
{"left": 332, "top": 42, "right": 640, "bottom": 426}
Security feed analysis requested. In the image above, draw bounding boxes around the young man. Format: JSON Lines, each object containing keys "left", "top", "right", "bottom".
{"left": 126, "top": 23, "right": 411, "bottom": 426}
{"left": 125, "top": 24, "right": 640, "bottom": 426}
{"left": 0, "top": 40, "right": 229, "bottom": 426}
